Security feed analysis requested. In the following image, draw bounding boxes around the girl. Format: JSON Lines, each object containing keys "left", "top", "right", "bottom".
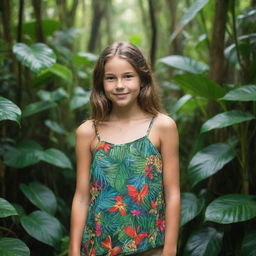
{"left": 69, "top": 41, "right": 180, "bottom": 256}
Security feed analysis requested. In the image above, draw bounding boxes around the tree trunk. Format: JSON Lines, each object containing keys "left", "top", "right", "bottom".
{"left": 105, "top": 0, "right": 113, "bottom": 45}
{"left": 138, "top": 0, "right": 150, "bottom": 43}
{"left": 87, "top": 0, "right": 106, "bottom": 52}
{"left": 209, "top": 0, "right": 229, "bottom": 83}
{"left": 0, "top": 0, "right": 12, "bottom": 45}
{"left": 31, "top": 0, "right": 45, "bottom": 42}
{"left": 148, "top": 0, "right": 157, "bottom": 69}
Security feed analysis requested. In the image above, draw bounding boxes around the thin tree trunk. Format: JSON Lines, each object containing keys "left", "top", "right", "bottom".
{"left": 67, "top": 0, "right": 79, "bottom": 27}
{"left": 138, "top": 0, "right": 150, "bottom": 43}
{"left": 87, "top": 0, "right": 106, "bottom": 52}
{"left": 209, "top": 0, "right": 229, "bottom": 83}
{"left": 0, "top": 0, "right": 12, "bottom": 45}
{"left": 148, "top": 0, "right": 157, "bottom": 69}
{"left": 31, "top": 0, "right": 45, "bottom": 42}
{"left": 105, "top": 0, "right": 113, "bottom": 45}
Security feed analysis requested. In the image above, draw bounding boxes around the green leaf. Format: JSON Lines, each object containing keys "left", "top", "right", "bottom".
{"left": 13, "top": 43, "right": 56, "bottom": 73}
{"left": 37, "top": 88, "right": 69, "bottom": 102}
{"left": 0, "top": 96, "right": 21, "bottom": 125}
{"left": 0, "top": 238, "right": 30, "bottom": 256}
{"left": 188, "top": 143, "right": 237, "bottom": 188}
{"left": 170, "top": 94, "right": 192, "bottom": 115}
{"left": 70, "top": 87, "right": 90, "bottom": 110}
{"left": 184, "top": 227, "right": 223, "bottom": 256}
{"left": 158, "top": 55, "right": 209, "bottom": 74}
{"left": 22, "top": 100, "right": 57, "bottom": 118}
{"left": 205, "top": 194, "right": 256, "bottom": 224}
{"left": 241, "top": 229, "right": 256, "bottom": 256}
{"left": 20, "top": 182, "right": 57, "bottom": 215}
{"left": 174, "top": 74, "right": 225, "bottom": 100}
{"left": 171, "top": 0, "right": 210, "bottom": 41}
{"left": 40, "top": 148, "right": 72, "bottom": 169}
{"left": 45, "top": 120, "right": 68, "bottom": 134}
{"left": 72, "top": 52, "right": 98, "bottom": 66}
{"left": 20, "top": 210, "right": 63, "bottom": 247}
{"left": 3, "top": 140, "right": 43, "bottom": 168}
{"left": 201, "top": 111, "right": 255, "bottom": 133}
{"left": 0, "top": 198, "right": 18, "bottom": 218}
{"left": 40, "top": 63, "right": 73, "bottom": 83}
{"left": 181, "top": 193, "right": 203, "bottom": 226}
{"left": 221, "top": 85, "right": 256, "bottom": 101}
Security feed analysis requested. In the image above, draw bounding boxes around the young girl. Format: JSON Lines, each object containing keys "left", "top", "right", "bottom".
{"left": 69, "top": 41, "right": 180, "bottom": 256}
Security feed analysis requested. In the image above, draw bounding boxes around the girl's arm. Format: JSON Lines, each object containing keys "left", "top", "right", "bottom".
{"left": 69, "top": 121, "right": 94, "bottom": 256}
{"left": 159, "top": 116, "right": 180, "bottom": 256}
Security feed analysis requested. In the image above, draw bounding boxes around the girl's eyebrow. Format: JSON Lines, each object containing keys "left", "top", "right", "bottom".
{"left": 104, "top": 71, "right": 135, "bottom": 75}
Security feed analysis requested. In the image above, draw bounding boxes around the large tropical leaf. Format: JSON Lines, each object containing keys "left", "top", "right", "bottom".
{"left": 201, "top": 110, "right": 255, "bottom": 133}
{"left": 41, "top": 148, "right": 72, "bottom": 169}
{"left": 180, "top": 193, "right": 204, "bottom": 226}
{"left": 171, "top": 0, "right": 210, "bottom": 41}
{"left": 0, "top": 198, "right": 18, "bottom": 218}
{"left": 188, "top": 143, "right": 237, "bottom": 188}
{"left": 184, "top": 227, "right": 223, "bottom": 256}
{"left": 174, "top": 74, "right": 225, "bottom": 100}
{"left": 0, "top": 96, "right": 21, "bottom": 125}
{"left": 3, "top": 140, "right": 43, "bottom": 168}
{"left": 13, "top": 43, "right": 56, "bottom": 72}
{"left": 170, "top": 94, "right": 192, "bottom": 115}
{"left": 20, "top": 182, "right": 57, "bottom": 215}
{"left": 20, "top": 210, "right": 63, "bottom": 247}
{"left": 70, "top": 87, "right": 90, "bottom": 110}
{"left": 0, "top": 238, "right": 30, "bottom": 256}
{"left": 37, "top": 88, "right": 69, "bottom": 102}
{"left": 158, "top": 55, "right": 209, "bottom": 74}
{"left": 241, "top": 229, "right": 256, "bottom": 256}
{"left": 205, "top": 194, "right": 256, "bottom": 224}
{"left": 44, "top": 120, "right": 68, "bottom": 135}
{"left": 72, "top": 52, "right": 98, "bottom": 66}
{"left": 221, "top": 85, "right": 256, "bottom": 101}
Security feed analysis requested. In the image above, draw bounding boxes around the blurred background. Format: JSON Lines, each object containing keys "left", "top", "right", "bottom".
{"left": 0, "top": 0, "right": 256, "bottom": 255}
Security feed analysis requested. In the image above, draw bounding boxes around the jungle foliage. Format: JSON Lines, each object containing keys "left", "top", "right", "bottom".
{"left": 0, "top": 0, "right": 256, "bottom": 256}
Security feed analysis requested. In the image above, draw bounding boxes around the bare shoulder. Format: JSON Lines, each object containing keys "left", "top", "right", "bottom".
{"left": 76, "top": 119, "right": 95, "bottom": 141}
{"left": 154, "top": 112, "right": 178, "bottom": 133}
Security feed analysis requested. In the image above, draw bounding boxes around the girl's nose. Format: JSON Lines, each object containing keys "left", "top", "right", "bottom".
{"left": 116, "top": 78, "right": 124, "bottom": 88}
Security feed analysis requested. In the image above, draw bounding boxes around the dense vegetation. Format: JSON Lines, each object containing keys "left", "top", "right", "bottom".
{"left": 0, "top": 0, "right": 256, "bottom": 256}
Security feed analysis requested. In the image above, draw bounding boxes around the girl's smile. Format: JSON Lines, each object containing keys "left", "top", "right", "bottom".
{"left": 103, "top": 56, "right": 141, "bottom": 106}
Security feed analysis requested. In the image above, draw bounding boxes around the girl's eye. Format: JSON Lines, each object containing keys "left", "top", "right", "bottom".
{"left": 105, "top": 76, "right": 115, "bottom": 81}
{"left": 124, "top": 74, "right": 134, "bottom": 79}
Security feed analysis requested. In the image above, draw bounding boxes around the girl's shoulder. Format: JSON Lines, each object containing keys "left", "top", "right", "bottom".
{"left": 75, "top": 119, "right": 95, "bottom": 139}
{"left": 154, "top": 112, "right": 177, "bottom": 131}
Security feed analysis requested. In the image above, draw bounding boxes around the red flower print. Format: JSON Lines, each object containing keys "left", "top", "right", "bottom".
{"left": 131, "top": 209, "right": 140, "bottom": 216}
{"left": 149, "top": 200, "right": 158, "bottom": 214}
{"left": 109, "top": 195, "right": 127, "bottom": 215}
{"left": 95, "top": 223, "right": 101, "bottom": 236}
{"left": 156, "top": 218, "right": 165, "bottom": 231}
{"left": 101, "top": 235, "right": 122, "bottom": 256}
{"left": 125, "top": 226, "right": 148, "bottom": 245}
{"left": 144, "top": 166, "right": 153, "bottom": 179}
{"left": 127, "top": 184, "right": 148, "bottom": 206}
{"left": 97, "top": 142, "right": 113, "bottom": 154}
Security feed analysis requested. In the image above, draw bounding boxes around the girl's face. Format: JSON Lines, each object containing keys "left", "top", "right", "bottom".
{"left": 103, "top": 56, "right": 141, "bottom": 108}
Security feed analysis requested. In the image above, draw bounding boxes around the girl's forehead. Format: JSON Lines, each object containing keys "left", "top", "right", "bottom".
{"left": 104, "top": 56, "right": 136, "bottom": 73}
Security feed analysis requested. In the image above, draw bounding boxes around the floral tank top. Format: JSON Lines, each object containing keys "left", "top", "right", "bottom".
{"left": 81, "top": 116, "right": 166, "bottom": 256}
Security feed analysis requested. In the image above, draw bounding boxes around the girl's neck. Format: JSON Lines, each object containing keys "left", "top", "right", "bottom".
{"left": 109, "top": 101, "right": 148, "bottom": 121}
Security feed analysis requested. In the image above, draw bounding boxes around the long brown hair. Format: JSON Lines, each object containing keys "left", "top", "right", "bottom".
{"left": 89, "top": 41, "right": 164, "bottom": 121}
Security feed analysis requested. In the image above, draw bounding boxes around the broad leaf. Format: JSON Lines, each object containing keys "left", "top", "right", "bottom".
{"left": 184, "top": 227, "right": 223, "bottom": 256}
{"left": 188, "top": 143, "right": 237, "bottom": 188}
{"left": 70, "top": 87, "right": 90, "bottom": 110}
{"left": 174, "top": 74, "right": 225, "bottom": 100}
{"left": 22, "top": 100, "right": 57, "bottom": 118}
{"left": 0, "top": 198, "right": 18, "bottom": 218}
{"left": 13, "top": 43, "right": 56, "bottom": 73}
{"left": 0, "top": 96, "right": 21, "bottom": 125}
{"left": 20, "top": 182, "right": 57, "bottom": 215}
{"left": 41, "top": 148, "right": 72, "bottom": 169}
{"left": 201, "top": 110, "right": 255, "bottom": 133}
{"left": 0, "top": 238, "right": 30, "bottom": 256}
{"left": 20, "top": 210, "right": 63, "bottom": 247}
{"left": 159, "top": 55, "right": 209, "bottom": 74}
{"left": 181, "top": 193, "right": 203, "bottom": 226}
{"left": 241, "top": 229, "right": 256, "bottom": 256}
{"left": 221, "top": 85, "right": 256, "bottom": 101}
{"left": 37, "top": 88, "right": 69, "bottom": 102}
{"left": 205, "top": 194, "right": 256, "bottom": 224}
{"left": 170, "top": 94, "right": 192, "bottom": 114}
{"left": 3, "top": 140, "right": 43, "bottom": 168}
{"left": 72, "top": 52, "right": 98, "bottom": 65}
{"left": 45, "top": 120, "right": 67, "bottom": 134}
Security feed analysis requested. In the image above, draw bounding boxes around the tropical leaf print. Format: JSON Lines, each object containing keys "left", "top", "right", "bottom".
{"left": 81, "top": 137, "right": 165, "bottom": 256}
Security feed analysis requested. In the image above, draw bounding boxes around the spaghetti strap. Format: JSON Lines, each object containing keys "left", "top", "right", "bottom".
{"left": 146, "top": 115, "right": 155, "bottom": 137}
{"left": 93, "top": 120, "right": 101, "bottom": 141}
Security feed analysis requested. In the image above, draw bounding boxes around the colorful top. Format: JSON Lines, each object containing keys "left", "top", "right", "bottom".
{"left": 81, "top": 116, "right": 166, "bottom": 256}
